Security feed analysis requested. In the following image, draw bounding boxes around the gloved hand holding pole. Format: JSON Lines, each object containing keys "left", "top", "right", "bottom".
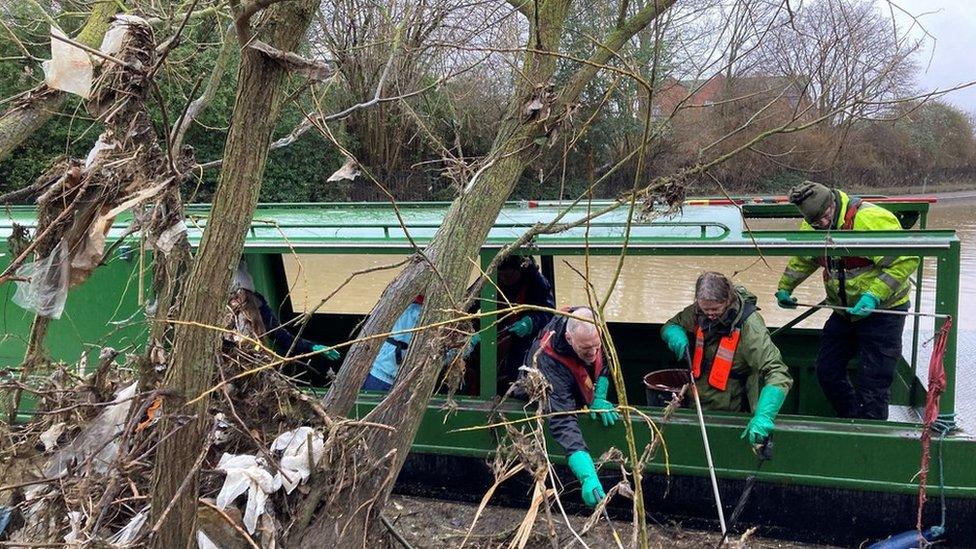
{"left": 662, "top": 323, "right": 689, "bottom": 358}
{"left": 775, "top": 289, "right": 797, "bottom": 309}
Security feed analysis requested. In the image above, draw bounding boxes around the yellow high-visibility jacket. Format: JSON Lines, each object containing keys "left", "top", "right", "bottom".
{"left": 777, "top": 190, "right": 919, "bottom": 312}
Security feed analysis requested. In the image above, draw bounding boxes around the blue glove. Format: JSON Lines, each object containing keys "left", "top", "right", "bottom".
{"left": 589, "top": 376, "right": 618, "bottom": 426}
{"left": 775, "top": 289, "right": 797, "bottom": 309}
{"left": 741, "top": 385, "right": 787, "bottom": 445}
{"left": 509, "top": 316, "right": 533, "bottom": 337}
{"left": 567, "top": 450, "right": 605, "bottom": 507}
{"left": 661, "top": 323, "right": 689, "bottom": 360}
{"left": 312, "top": 344, "right": 340, "bottom": 361}
{"left": 849, "top": 293, "right": 879, "bottom": 318}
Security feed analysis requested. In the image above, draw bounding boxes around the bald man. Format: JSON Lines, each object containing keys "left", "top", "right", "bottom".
{"left": 521, "top": 306, "right": 619, "bottom": 507}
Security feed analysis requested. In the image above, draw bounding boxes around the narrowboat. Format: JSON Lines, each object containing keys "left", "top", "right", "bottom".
{"left": 1, "top": 197, "right": 972, "bottom": 545}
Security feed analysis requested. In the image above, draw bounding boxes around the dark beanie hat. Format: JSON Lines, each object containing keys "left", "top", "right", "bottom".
{"left": 788, "top": 181, "right": 833, "bottom": 223}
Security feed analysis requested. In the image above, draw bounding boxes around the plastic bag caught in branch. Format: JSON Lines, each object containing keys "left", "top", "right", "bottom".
{"left": 12, "top": 241, "right": 70, "bottom": 319}
{"left": 326, "top": 156, "right": 360, "bottom": 182}
{"left": 215, "top": 453, "right": 281, "bottom": 534}
{"left": 271, "top": 427, "right": 324, "bottom": 493}
{"left": 155, "top": 220, "right": 187, "bottom": 255}
{"left": 46, "top": 382, "right": 137, "bottom": 476}
{"left": 42, "top": 27, "right": 93, "bottom": 99}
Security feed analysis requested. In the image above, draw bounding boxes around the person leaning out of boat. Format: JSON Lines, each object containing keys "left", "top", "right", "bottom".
{"left": 231, "top": 260, "right": 340, "bottom": 361}
{"left": 660, "top": 272, "right": 793, "bottom": 446}
{"left": 774, "top": 182, "right": 919, "bottom": 420}
{"left": 519, "top": 307, "right": 619, "bottom": 507}
{"left": 469, "top": 255, "right": 555, "bottom": 391}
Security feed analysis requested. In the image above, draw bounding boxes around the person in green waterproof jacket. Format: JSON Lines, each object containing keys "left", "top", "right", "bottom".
{"left": 775, "top": 181, "right": 920, "bottom": 419}
{"left": 661, "top": 272, "right": 793, "bottom": 445}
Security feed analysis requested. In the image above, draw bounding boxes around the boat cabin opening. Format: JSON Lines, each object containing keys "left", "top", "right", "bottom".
{"left": 211, "top": 197, "right": 957, "bottom": 424}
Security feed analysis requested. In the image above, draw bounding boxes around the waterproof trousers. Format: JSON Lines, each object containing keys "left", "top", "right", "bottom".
{"left": 815, "top": 304, "right": 907, "bottom": 420}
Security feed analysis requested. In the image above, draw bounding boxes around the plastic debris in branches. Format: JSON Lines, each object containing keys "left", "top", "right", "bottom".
{"left": 12, "top": 241, "right": 71, "bottom": 319}
{"left": 42, "top": 27, "right": 93, "bottom": 99}
{"left": 215, "top": 453, "right": 281, "bottom": 534}
{"left": 271, "top": 426, "right": 325, "bottom": 493}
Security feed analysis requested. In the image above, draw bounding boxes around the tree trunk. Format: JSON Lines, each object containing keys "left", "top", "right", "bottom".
{"left": 296, "top": 1, "right": 575, "bottom": 543}
{"left": 147, "top": 1, "right": 319, "bottom": 546}
{"left": 0, "top": 0, "right": 120, "bottom": 162}
{"left": 298, "top": 1, "right": 679, "bottom": 544}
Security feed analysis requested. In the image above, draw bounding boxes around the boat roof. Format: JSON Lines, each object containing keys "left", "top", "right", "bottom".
{"left": 0, "top": 198, "right": 955, "bottom": 254}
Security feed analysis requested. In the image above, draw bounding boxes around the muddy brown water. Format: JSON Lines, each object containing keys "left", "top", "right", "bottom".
{"left": 285, "top": 197, "right": 976, "bottom": 331}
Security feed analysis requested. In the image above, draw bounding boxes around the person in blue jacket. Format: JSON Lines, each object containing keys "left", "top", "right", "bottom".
{"left": 362, "top": 295, "right": 425, "bottom": 391}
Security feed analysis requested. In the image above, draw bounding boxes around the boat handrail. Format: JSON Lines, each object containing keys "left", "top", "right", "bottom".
{"left": 243, "top": 219, "right": 733, "bottom": 240}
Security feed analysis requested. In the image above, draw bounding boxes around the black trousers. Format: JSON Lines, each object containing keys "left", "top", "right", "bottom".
{"left": 815, "top": 305, "right": 907, "bottom": 420}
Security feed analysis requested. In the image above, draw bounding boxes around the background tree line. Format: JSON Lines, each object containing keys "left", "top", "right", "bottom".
{"left": 2, "top": 0, "right": 974, "bottom": 203}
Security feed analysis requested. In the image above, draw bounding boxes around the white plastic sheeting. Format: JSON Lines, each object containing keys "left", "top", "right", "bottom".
{"left": 84, "top": 133, "right": 116, "bottom": 170}
{"left": 215, "top": 427, "right": 324, "bottom": 534}
{"left": 46, "top": 382, "right": 137, "bottom": 476}
{"left": 107, "top": 508, "right": 148, "bottom": 544}
{"left": 155, "top": 220, "right": 187, "bottom": 255}
{"left": 197, "top": 529, "right": 220, "bottom": 549}
{"left": 39, "top": 422, "right": 66, "bottom": 452}
{"left": 215, "top": 453, "right": 280, "bottom": 534}
{"left": 12, "top": 241, "right": 70, "bottom": 319}
{"left": 270, "top": 427, "right": 324, "bottom": 493}
{"left": 42, "top": 27, "right": 93, "bottom": 99}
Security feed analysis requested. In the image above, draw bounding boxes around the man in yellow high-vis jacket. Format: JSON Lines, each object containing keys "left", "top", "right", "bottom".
{"left": 775, "top": 181, "right": 919, "bottom": 420}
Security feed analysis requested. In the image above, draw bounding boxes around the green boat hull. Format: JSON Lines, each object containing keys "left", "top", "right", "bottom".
{"left": 2, "top": 199, "right": 973, "bottom": 544}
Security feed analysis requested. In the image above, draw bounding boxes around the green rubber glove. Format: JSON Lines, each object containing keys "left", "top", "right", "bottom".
{"left": 849, "top": 293, "right": 879, "bottom": 318}
{"left": 775, "top": 289, "right": 797, "bottom": 309}
{"left": 567, "top": 450, "right": 605, "bottom": 507}
{"left": 312, "top": 344, "right": 340, "bottom": 361}
{"left": 509, "top": 316, "right": 533, "bottom": 337}
{"left": 661, "top": 323, "right": 689, "bottom": 360}
{"left": 462, "top": 333, "right": 480, "bottom": 359}
{"left": 742, "top": 385, "right": 787, "bottom": 445}
{"left": 589, "top": 376, "right": 618, "bottom": 427}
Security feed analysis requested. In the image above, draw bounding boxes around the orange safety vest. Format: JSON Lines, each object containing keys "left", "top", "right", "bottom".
{"left": 539, "top": 328, "right": 602, "bottom": 404}
{"left": 691, "top": 326, "right": 741, "bottom": 391}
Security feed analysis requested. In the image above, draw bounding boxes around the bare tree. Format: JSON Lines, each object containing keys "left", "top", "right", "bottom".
{"left": 294, "top": 1, "right": 682, "bottom": 546}
{"left": 756, "top": 0, "right": 921, "bottom": 122}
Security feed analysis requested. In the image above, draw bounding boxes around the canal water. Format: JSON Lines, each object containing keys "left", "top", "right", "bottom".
{"left": 291, "top": 196, "right": 976, "bottom": 330}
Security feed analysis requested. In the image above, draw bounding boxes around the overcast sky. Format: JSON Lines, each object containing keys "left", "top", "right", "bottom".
{"left": 889, "top": 0, "right": 976, "bottom": 113}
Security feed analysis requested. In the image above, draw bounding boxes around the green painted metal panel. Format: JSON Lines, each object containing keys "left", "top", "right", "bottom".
{"left": 0, "top": 247, "right": 147, "bottom": 367}
{"left": 351, "top": 397, "right": 976, "bottom": 497}
{"left": 478, "top": 250, "right": 498, "bottom": 399}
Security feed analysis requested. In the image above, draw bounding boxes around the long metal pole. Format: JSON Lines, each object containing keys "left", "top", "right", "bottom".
{"left": 685, "top": 350, "right": 727, "bottom": 535}
{"left": 793, "top": 301, "right": 949, "bottom": 319}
